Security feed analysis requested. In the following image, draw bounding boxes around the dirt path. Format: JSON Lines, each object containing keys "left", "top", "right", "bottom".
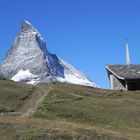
{"left": 20, "top": 85, "right": 51, "bottom": 118}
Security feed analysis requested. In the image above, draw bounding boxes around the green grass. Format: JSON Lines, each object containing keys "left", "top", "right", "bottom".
{"left": 0, "top": 79, "right": 140, "bottom": 139}
{"left": 0, "top": 79, "right": 34, "bottom": 112}
{"left": 34, "top": 83, "right": 140, "bottom": 139}
{"left": 35, "top": 84, "right": 140, "bottom": 128}
{"left": 0, "top": 116, "right": 127, "bottom": 140}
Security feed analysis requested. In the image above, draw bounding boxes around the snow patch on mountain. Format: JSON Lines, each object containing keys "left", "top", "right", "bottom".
{"left": 56, "top": 76, "right": 94, "bottom": 87}
{"left": 56, "top": 58, "right": 96, "bottom": 87}
{"left": 11, "top": 70, "right": 39, "bottom": 84}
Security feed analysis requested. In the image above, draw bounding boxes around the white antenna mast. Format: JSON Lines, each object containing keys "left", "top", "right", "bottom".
{"left": 126, "top": 39, "right": 131, "bottom": 65}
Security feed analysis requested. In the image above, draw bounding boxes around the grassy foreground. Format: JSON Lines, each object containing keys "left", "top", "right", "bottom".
{"left": 0, "top": 116, "right": 126, "bottom": 140}
{"left": 0, "top": 79, "right": 140, "bottom": 139}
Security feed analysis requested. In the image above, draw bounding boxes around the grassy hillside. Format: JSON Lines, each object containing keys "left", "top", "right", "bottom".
{"left": 0, "top": 79, "right": 34, "bottom": 112}
{"left": 34, "top": 83, "right": 140, "bottom": 139}
{"left": 0, "top": 79, "right": 140, "bottom": 139}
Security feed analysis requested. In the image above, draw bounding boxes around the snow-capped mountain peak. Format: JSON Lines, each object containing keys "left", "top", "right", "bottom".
{"left": 0, "top": 21, "right": 97, "bottom": 87}
{"left": 21, "top": 20, "right": 38, "bottom": 32}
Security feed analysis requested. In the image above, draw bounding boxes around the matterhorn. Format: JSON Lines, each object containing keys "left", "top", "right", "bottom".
{"left": 0, "top": 20, "right": 97, "bottom": 87}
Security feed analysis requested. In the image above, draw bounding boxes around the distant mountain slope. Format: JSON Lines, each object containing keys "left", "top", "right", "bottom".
{"left": 0, "top": 21, "right": 97, "bottom": 87}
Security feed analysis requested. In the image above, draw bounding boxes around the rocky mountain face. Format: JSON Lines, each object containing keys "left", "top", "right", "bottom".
{"left": 0, "top": 21, "right": 97, "bottom": 87}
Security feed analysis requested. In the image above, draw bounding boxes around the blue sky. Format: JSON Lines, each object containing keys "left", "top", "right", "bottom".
{"left": 0, "top": 0, "right": 140, "bottom": 88}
